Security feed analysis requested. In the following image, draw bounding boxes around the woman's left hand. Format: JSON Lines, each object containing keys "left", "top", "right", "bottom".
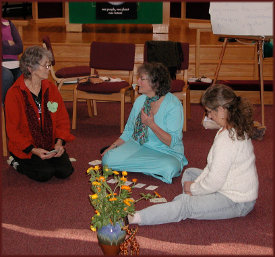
{"left": 183, "top": 181, "right": 194, "bottom": 196}
{"left": 53, "top": 145, "right": 65, "bottom": 157}
{"left": 141, "top": 109, "right": 154, "bottom": 127}
{"left": 54, "top": 140, "right": 65, "bottom": 157}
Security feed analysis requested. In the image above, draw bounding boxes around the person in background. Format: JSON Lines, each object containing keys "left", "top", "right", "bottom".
{"left": 128, "top": 84, "right": 258, "bottom": 225}
{"left": 5, "top": 46, "right": 75, "bottom": 182}
{"left": 2, "top": 18, "right": 23, "bottom": 103}
{"left": 101, "top": 62, "right": 188, "bottom": 184}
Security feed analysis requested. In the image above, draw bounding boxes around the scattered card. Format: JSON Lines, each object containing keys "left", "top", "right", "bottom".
{"left": 69, "top": 158, "right": 76, "bottom": 162}
{"left": 150, "top": 198, "right": 167, "bottom": 203}
{"left": 133, "top": 183, "right": 146, "bottom": 188}
{"left": 125, "top": 181, "right": 133, "bottom": 186}
{"left": 107, "top": 179, "right": 118, "bottom": 184}
{"left": 145, "top": 185, "right": 158, "bottom": 191}
{"left": 88, "top": 160, "right": 102, "bottom": 166}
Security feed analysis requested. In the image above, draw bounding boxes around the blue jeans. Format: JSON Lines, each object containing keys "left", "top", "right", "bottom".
{"left": 2, "top": 66, "right": 21, "bottom": 103}
{"left": 138, "top": 168, "right": 256, "bottom": 225}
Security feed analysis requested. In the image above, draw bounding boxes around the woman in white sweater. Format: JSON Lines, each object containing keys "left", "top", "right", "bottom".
{"left": 128, "top": 84, "right": 259, "bottom": 225}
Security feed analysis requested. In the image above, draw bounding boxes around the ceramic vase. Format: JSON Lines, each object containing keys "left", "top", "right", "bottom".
{"left": 97, "top": 221, "right": 126, "bottom": 255}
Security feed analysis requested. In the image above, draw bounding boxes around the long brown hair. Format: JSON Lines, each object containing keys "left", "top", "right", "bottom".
{"left": 201, "top": 84, "right": 254, "bottom": 140}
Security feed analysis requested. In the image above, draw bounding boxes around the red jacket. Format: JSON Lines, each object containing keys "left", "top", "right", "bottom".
{"left": 5, "top": 75, "right": 75, "bottom": 159}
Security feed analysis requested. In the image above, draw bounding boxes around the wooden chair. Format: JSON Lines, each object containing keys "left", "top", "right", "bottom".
{"left": 72, "top": 41, "right": 136, "bottom": 133}
{"left": 143, "top": 41, "right": 191, "bottom": 132}
{"left": 42, "top": 36, "right": 91, "bottom": 91}
{"left": 2, "top": 107, "right": 8, "bottom": 157}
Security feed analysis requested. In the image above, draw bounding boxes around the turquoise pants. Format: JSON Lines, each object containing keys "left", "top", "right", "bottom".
{"left": 102, "top": 139, "right": 182, "bottom": 184}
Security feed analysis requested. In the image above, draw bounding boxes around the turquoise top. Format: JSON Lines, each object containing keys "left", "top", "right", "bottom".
{"left": 120, "top": 93, "right": 188, "bottom": 169}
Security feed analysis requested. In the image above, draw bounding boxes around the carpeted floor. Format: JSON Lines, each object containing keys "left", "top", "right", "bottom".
{"left": 1, "top": 101, "right": 273, "bottom": 255}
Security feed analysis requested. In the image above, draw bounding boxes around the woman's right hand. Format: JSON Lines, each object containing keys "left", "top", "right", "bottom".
{"left": 101, "top": 138, "right": 125, "bottom": 157}
{"left": 101, "top": 147, "right": 112, "bottom": 157}
{"left": 8, "top": 40, "right": 15, "bottom": 46}
{"left": 31, "top": 148, "right": 57, "bottom": 160}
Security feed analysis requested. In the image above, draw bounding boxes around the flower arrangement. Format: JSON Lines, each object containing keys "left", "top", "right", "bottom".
{"left": 87, "top": 165, "right": 157, "bottom": 231}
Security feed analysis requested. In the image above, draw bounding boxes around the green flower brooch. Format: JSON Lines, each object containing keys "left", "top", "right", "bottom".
{"left": 47, "top": 101, "right": 58, "bottom": 113}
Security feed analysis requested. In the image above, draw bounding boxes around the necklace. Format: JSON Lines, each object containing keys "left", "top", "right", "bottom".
{"left": 31, "top": 90, "right": 42, "bottom": 114}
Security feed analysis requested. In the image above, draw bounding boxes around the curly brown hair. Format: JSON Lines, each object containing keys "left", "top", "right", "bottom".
{"left": 201, "top": 84, "right": 254, "bottom": 140}
{"left": 137, "top": 62, "right": 171, "bottom": 97}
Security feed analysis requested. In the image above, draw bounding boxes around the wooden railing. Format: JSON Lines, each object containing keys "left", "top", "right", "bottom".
{"left": 11, "top": 20, "right": 29, "bottom": 38}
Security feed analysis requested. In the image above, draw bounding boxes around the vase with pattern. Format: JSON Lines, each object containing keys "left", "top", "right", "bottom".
{"left": 97, "top": 221, "right": 126, "bottom": 255}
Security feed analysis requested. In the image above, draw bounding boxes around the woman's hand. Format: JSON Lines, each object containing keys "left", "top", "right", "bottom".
{"left": 141, "top": 108, "right": 172, "bottom": 146}
{"left": 31, "top": 148, "right": 57, "bottom": 160}
{"left": 53, "top": 140, "right": 65, "bottom": 157}
{"left": 8, "top": 40, "right": 15, "bottom": 46}
{"left": 101, "top": 138, "right": 125, "bottom": 157}
{"left": 101, "top": 146, "right": 112, "bottom": 157}
{"left": 141, "top": 109, "right": 154, "bottom": 127}
{"left": 183, "top": 181, "right": 194, "bottom": 196}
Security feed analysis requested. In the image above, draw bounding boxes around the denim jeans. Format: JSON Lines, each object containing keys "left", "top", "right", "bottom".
{"left": 2, "top": 66, "right": 21, "bottom": 103}
{"left": 138, "top": 167, "right": 256, "bottom": 225}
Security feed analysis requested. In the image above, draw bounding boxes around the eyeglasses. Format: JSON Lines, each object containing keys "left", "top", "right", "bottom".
{"left": 205, "top": 108, "right": 216, "bottom": 116}
{"left": 38, "top": 63, "right": 51, "bottom": 69}
{"left": 139, "top": 77, "right": 149, "bottom": 81}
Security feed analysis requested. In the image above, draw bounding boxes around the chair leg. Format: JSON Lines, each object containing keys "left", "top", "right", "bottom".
{"left": 120, "top": 94, "right": 125, "bottom": 133}
{"left": 58, "top": 80, "right": 64, "bottom": 91}
{"left": 87, "top": 100, "right": 93, "bottom": 117}
{"left": 2, "top": 107, "right": 8, "bottom": 157}
{"left": 130, "top": 89, "right": 135, "bottom": 104}
{"left": 72, "top": 87, "right": 78, "bottom": 129}
{"left": 183, "top": 98, "right": 187, "bottom": 132}
{"left": 187, "top": 87, "right": 191, "bottom": 119}
{"left": 92, "top": 100, "right": 97, "bottom": 116}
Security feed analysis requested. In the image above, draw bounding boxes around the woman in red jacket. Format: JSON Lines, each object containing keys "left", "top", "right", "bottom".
{"left": 5, "top": 46, "right": 75, "bottom": 182}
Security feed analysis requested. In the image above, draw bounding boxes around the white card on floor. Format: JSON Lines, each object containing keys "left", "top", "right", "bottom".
{"left": 145, "top": 185, "right": 158, "bottom": 190}
{"left": 88, "top": 160, "right": 102, "bottom": 166}
{"left": 69, "top": 158, "right": 76, "bottom": 162}
{"left": 108, "top": 179, "right": 118, "bottom": 184}
{"left": 150, "top": 198, "right": 167, "bottom": 203}
{"left": 133, "top": 183, "right": 146, "bottom": 188}
{"left": 125, "top": 181, "right": 133, "bottom": 186}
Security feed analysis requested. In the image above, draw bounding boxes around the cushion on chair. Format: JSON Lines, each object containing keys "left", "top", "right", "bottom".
{"left": 170, "top": 80, "right": 184, "bottom": 93}
{"left": 220, "top": 80, "right": 273, "bottom": 91}
{"left": 55, "top": 66, "right": 91, "bottom": 78}
{"left": 77, "top": 81, "right": 130, "bottom": 94}
{"left": 188, "top": 80, "right": 273, "bottom": 91}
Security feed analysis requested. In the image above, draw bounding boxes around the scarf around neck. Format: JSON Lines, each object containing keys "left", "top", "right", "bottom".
{"left": 132, "top": 95, "right": 159, "bottom": 145}
{"left": 22, "top": 88, "right": 53, "bottom": 150}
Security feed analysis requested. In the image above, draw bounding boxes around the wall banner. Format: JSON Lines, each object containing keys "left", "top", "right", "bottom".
{"left": 96, "top": 2, "right": 138, "bottom": 20}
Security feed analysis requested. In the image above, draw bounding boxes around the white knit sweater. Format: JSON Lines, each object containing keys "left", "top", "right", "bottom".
{"left": 190, "top": 128, "right": 259, "bottom": 202}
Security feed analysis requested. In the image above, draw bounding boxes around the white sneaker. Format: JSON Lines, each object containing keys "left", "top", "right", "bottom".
{"left": 7, "top": 156, "right": 19, "bottom": 170}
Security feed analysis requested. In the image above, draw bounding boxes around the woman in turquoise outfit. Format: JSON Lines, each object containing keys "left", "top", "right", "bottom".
{"left": 101, "top": 62, "right": 188, "bottom": 184}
